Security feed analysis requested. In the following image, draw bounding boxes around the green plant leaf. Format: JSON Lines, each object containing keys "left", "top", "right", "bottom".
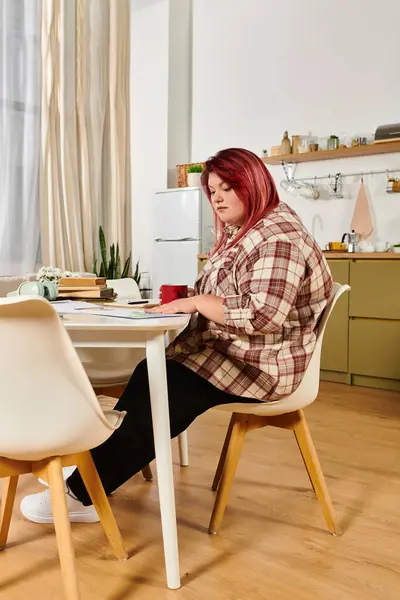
{"left": 132, "top": 260, "right": 141, "bottom": 286}
{"left": 122, "top": 252, "right": 131, "bottom": 278}
{"left": 108, "top": 243, "right": 115, "bottom": 278}
{"left": 115, "top": 243, "right": 121, "bottom": 279}
{"left": 91, "top": 256, "right": 98, "bottom": 277}
{"left": 187, "top": 164, "right": 203, "bottom": 173}
{"left": 98, "top": 224, "right": 134, "bottom": 280}
{"left": 99, "top": 226, "right": 107, "bottom": 270}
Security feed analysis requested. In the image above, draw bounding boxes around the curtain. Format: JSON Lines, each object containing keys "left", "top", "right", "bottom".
{"left": 0, "top": 0, "right": 41, "bottom": 276}
{"left": 40, "top": 0, "right": 131, "bottom": 272}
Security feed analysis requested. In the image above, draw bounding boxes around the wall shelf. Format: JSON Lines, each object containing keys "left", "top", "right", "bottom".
{"left": 262, "top": 141, "right": 400, "bottom": 165}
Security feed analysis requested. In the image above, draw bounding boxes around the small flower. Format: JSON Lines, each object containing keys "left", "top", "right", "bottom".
{"left": 37, "top": 265, "right": 65, "bottom": 284}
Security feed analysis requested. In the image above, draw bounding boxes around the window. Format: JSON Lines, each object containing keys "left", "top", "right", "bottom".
{"left": 0, "top": 0, "right": 41, "bottom": 275}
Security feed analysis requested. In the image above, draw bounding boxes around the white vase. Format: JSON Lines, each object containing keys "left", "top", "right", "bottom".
{"left": 187, "top": 172, "right": 202, "bottom": 187}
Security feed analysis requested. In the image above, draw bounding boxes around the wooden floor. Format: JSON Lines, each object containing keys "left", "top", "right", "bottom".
{"left": 0, "top": 382, "right": 399, "bottom": 599}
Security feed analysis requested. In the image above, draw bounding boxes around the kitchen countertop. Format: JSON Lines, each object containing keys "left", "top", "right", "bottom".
{"left": 322, "top": 252, "right": 400, "bottom": 259}
{"left": 198, "top": 252, "right": 400, "bottom": 260}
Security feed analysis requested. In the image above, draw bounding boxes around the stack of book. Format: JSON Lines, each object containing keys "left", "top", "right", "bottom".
{"left": 57, "top": 277, "right": 116, "bottom": 300}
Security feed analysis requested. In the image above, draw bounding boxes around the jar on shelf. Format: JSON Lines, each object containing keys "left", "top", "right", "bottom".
{"left": 291, "top": 135, "right": 300, "bottom": 154}
{"left": 327, "top": 135, "right": 339, "bottom": 150}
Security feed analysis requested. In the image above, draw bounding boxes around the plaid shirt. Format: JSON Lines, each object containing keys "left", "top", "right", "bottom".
{"left": 166, "top": 202, "right": 333, "bottom": 401}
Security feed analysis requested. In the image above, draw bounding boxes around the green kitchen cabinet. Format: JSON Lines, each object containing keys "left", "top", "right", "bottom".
{"left": 349, "top": 261, "right": 400, "bottom": 320}
{"left": 321, "top": 256, "right": 400, "bottom": 392}
{"left": 320, "top": 260, "right": 350, "bottom": 382}
{"left": 349, "top": 318, "right": 400, "bottom": 382}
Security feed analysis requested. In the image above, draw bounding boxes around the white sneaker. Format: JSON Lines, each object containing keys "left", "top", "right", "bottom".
{"left": 20, "top": 486, "right": 100, "bottom": 524}
{"left": 38, "top": 465, "right": 77, "bottom": 487}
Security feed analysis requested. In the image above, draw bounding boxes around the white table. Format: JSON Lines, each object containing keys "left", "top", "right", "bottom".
{"left": 63, "top": 312, "right": 189, "bottom": 590}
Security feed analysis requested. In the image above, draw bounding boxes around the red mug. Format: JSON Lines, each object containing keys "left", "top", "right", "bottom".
{"left": 160, "top": 284, "right": 188, "bottom": 304}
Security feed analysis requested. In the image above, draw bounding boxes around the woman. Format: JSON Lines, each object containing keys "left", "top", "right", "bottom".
{"left": 21, "top": 148, "right": 332, "bottom": 523}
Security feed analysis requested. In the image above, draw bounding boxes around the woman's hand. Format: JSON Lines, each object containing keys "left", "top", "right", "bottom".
{"left": 145, "top": 297, "right": 197, "bottom": 315}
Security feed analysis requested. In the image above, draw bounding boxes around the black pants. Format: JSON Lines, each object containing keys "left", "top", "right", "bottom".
{"left": 68, "top": 359, "right": 256, "bottom": 505}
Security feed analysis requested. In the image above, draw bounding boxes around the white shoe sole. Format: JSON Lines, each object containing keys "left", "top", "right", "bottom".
{"left": 21, "top": 506, "right": 100, "bottom": 524}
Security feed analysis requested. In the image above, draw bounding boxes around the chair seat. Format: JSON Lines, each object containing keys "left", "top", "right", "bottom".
{"left": 214, "top": 388, "right": 314, "bottom": 417}
{"left": 83, "top": 365, "right": 132, "bottom": 386}
{"left": 2, "top": 405, "right": 126, "bottom": 462}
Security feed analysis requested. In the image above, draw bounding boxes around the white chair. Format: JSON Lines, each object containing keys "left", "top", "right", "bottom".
{"left": 208, "top": 283, "right": 350, "bottom": 535}
{"left": 0, "top": 296, "right": 127, "bottom": 599}
{"left": 0, "top": 274, "right": 37, "bottom": 298}
{"left": 107, "top": 277, "right": 142, "bottom": 300}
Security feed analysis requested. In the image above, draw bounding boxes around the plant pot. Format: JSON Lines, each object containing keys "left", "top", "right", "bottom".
{"left": 187, "top": 172, "right": 202, "bottom": 187}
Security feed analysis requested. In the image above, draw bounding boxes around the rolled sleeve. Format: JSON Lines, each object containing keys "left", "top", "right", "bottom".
{"left": 223, "top": 240, "right": 306, "bottom": 335}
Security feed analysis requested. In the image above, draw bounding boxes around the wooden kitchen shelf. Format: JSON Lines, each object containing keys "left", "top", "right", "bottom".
{"left": 262, "top": 141, "right": 400, "bottom": 165}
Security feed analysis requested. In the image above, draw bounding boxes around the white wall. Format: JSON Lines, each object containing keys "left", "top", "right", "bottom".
{"left": 191, "top": 0, "right": 400, "bottom": 247}
{"left": 131, "top": 0, "right": 169, "bottom": 275}
{"left": 167, "top": 0, "right": 192, "bottom": 187}
{"left": 130, "top": 0, "right": 192, "bottom": 279}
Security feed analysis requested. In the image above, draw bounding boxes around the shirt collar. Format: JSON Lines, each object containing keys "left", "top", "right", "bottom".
{"left": 223, "top": 225, "right": 241, "bottom": 239}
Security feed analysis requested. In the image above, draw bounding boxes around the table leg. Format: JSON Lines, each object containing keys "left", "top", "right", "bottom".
{"left": 146, "top": 333, "right": 180, "bottom": 590}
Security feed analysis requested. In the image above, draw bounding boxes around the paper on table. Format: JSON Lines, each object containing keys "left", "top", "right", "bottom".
{"left": 51, "top": 301, "right": 100, "bottom": 314}
{"left": 81, "top": 309, "right": 184, "bottom": 319}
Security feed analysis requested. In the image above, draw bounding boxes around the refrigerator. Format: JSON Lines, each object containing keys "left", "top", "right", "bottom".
{"left": 152, "top": 187, "right": 214, "bottom": 294}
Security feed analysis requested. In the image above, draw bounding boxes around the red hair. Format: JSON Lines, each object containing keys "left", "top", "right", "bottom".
{"left": 200, "top": 148, "right": 280, "bottom": 255}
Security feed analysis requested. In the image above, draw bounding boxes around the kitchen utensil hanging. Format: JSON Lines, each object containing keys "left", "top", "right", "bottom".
{"left": 280, "top": 162, "right": 319, "bottom": 200}
{"left": 329, "top": 173, "right": 343, "bottom": 198}
{"left": 350, "top": 178, "right": 374, "bottom": 239}
{"left": 386, "top": 170, "right": 400, "bottom": 193}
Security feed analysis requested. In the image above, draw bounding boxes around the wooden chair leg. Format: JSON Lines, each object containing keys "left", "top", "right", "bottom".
{"left": 293, "top": 430, "right": 316, "bottom": 493}
{"left": 209, "top": 414, "right": 249, "bottom": 534}
{"left": 76, "top": 452, "right": 127, "bottom": 560}
{"left": 47, "top": 457, "right": 80, "bottom": 600}
{"left": 141, "top": 464, "right": 153, "bottom": 481}
{"left": 212, "top": 414, "right": 236, "bottom": 492}
{"left": 178, "top": 430, "right": 189, "bottom": 467}
{"left": 0, "top": 476, "right": 19, "bottom": 550}
{"left": 293, "top": 410, "right": 340, "bottom": 535}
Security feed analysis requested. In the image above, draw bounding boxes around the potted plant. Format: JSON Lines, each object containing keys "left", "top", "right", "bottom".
{"left": 92, "top": 226, "right": 141, "bottom": 286}
{"left": 392, "top": 243, "right": 400, "bottom": 254}
{"left": 187, "top": 164, "right": 203, "bottom": 187}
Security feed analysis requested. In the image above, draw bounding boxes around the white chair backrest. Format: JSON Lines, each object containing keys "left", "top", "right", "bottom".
{"left": 107, "top": 278, "right": 141, "bottom": 300}
{"left": 0, "top": 274, "right": 36, "bottom": 298}
{"left": 0, "top": 297, "right": 117, "bottom": 460}
{"left": 283, "top": 282, "right": 350, "bottom": 405}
